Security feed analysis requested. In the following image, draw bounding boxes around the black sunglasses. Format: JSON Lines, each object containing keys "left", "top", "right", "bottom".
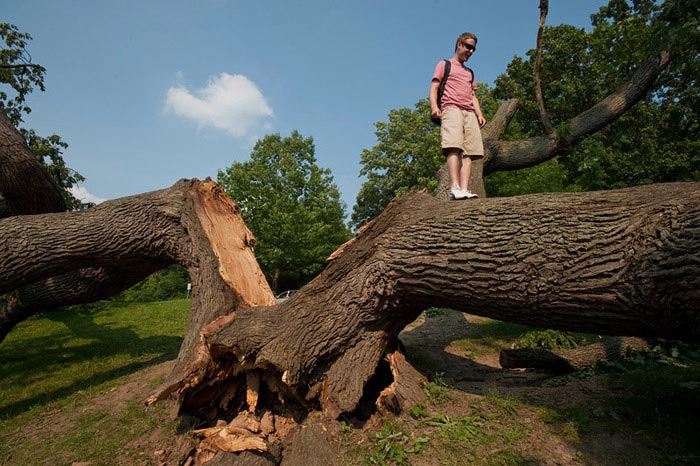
{"left": 462, "top": 42, "right": 476, "bottom": 51}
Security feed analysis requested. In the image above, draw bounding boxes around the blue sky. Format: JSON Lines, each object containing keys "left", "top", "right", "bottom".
{"left": 5, "top": 0, "right": 610, "bottom": 215}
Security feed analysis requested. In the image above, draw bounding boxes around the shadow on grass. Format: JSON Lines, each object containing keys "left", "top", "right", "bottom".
{"left": 0, "top": 354, "right": 175, "bottom": 420}
{"left": 399, "top": 309, "right": 700, "bottom": 465}
{"left": 0, "top": 305, "right": 183, "bottom": 420}
{"left": 400, "top": 311, "right": 540, "bottom": 392}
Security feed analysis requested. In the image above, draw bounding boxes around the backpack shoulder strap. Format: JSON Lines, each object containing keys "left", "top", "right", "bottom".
{"left": 441, "top": 59, "right": 451, "bottom": 83}
{"left": 437, "top": 59, "right": 451, "bottom": 106}
{"left": 432, "top": 60, "right": 452, "bottom": 125}
{"left": 463, "top": 65, "right": 474, "bottom": 84}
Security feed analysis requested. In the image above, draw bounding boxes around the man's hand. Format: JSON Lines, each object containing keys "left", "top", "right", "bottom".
{"left": 477, "top": 114, "right": 486, "bottom": 128}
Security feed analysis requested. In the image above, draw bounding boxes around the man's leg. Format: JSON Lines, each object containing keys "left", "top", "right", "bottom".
{"left": 446, "top": 148, "right": 462, "bottom": 188}
{"left": 442, "top": 108, "right": 469, "bottom": 199}
{"left": 459, "top": 155, "right": 478, "bottom": 198}
{"left": 445, "top": 148, "right": 467, "bottom": 200}
{"left": 459, "top": 155, "right": 472, "bottom": 191}
{"left": 459, "top": 111, "right": 483, "bottom": 198}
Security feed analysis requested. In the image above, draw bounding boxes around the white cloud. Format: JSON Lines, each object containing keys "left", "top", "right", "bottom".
{"left": 165, "top": 73, "right": 274, "bottom": 138}
{"left": 69, "top": 186, "right": 107, "bottom": 205}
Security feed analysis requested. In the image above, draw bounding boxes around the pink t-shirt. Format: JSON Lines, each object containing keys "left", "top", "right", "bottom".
{"left": 432, "top": 58, "right": 476, "bottom": 111}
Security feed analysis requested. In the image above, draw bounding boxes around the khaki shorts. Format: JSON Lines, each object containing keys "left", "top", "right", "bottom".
{"left": 441, "top": 107, "right": 484, "bottom": 158}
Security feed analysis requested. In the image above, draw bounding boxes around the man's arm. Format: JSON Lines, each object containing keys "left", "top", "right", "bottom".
{"left": 429, "top": 80, "right": 441, "bottom": 121}
{"left": 473, "top": 92, "right": 486, "bottom": 128}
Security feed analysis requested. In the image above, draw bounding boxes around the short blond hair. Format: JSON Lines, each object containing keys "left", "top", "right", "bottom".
{"left": 455, "top": 32, "right": 478, "bottom": 52}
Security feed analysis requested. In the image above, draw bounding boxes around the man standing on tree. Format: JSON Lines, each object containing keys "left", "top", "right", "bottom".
{"left": 430, "top": 32, "right": 486, "bottom": 200}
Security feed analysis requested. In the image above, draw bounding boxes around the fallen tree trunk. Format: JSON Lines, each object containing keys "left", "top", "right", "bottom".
{"left": 4, "top": 181, "right": 699, "bottom": 407}
{"left": 143, "top": 181, "right": 700, "bottom": 425}
{"left": 499, "top": 337, "right": 652, "bottom": 374}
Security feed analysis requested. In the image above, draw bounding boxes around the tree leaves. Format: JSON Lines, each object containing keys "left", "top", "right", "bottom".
{"left": 217, "top": 131, "right": 351, "bottom": 291}
{"left": 493, "top": 0, "right": 699, "bottom": 191}
{"left": 0, "top": 23, "right": 46, "bottom": 126}
{"left": 352, "top": 99, "right": 442, "bottom": 229}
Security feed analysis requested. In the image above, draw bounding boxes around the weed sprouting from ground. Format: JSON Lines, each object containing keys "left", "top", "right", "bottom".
{"left": 421, "top": 372, "right": 450, "bottom": 404}
{"left": 484, "top": 389, "right": 520, "bottom": 417}
{"left": 424, "top": 307, "right": 450, "bottom": 318}
{"left": 366, "top": 420, "right": 428, "bottom": 465}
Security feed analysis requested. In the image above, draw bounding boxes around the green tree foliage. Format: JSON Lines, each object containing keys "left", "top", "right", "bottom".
{"left": 114, "top": 265, "right": 191, "bottom": 303}
{"left": 485, "top": 158, "right": 571, "bottom": 197}
{"left": 352, "top": 99, "right": 441, "bottom": 229}
{"left": 493, "top": 0, "right": 700, "bottom": 191}
{"left": 1, "top": 23, "right": 86, "bottom": 210}
{"left": 218, "top": 131, "right": 351, "bottom": 292}
{"left": 0, "top": 23, "right": 46, "bottom": 125}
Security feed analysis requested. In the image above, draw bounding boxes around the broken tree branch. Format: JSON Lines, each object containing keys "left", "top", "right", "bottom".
{"left": 534, "top": 0, "right": 554, "bottom": 135}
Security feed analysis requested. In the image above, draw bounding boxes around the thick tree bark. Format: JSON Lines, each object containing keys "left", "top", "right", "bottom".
{"left": 0, "top": 110, "right": 66, "bottom": 218}
{"left": 136, "top": 181, "right": 700, "bottom": 421}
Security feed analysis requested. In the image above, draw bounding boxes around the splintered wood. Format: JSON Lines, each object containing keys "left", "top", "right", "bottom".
{"left": 193, "top": 424, "right": 267, "bottom": 453}
{"left": 189, "top": 410, "right": 295, "bottom": 464}
{"left": 246, "top": 372, "right": 260, "bottom": 412}
{"left": 191, "top": 180, "right": 277, "bottom": 307}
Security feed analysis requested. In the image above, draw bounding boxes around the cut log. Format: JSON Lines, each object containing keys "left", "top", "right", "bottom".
{"left": 499, "top": 337, "right": 652, "bottom": 373}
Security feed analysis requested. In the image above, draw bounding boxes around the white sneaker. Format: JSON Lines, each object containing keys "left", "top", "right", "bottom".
{"left": 450, "top": 186, "right": 467, "bottom": 200}
{"left": 463, "top": 189, "right": 479, "bottom": 199}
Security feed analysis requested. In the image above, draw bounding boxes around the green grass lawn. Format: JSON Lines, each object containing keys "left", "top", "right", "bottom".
{"left": 0, "top": 299, "right": 189, "bottom": 428}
